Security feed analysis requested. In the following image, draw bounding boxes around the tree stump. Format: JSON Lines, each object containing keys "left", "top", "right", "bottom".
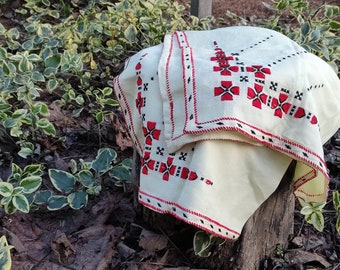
{"left": 132, "top": 148, "right": 296, "bottom": 269}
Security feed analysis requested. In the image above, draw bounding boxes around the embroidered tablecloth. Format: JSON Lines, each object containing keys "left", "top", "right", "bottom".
{"left": 114, "top": 26, "right": 340, "bottom": 240}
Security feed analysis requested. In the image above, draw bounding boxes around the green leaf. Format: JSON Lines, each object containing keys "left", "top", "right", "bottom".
{"left": 7, "top": 27, "right": 20, "bottom": 40}
{"left": 31, "top": 71, "right": 45, "bottom": 82}
{"left": 12, "top": 187, "right": 24, "bottom": 196}
{"left": 95, "top": 111, "right": 104, "bottom": 124}
{"left": 109, "top": 165, "right": 131, "bottom": 181}
{"left": 0, "top": 61, "right": 10, "bottom": 75}
{"left": 36, "top": 118, "right": 51, "bottom": 128}
{"left": 91, "top": 148, "right": 117, "bottom": 173}
{"left": 3, "top": 118, "right": 16, "bottom": 128}
{"left": 77, "top": 170, "right": 95, "bottom": 187}
{"left": 0, "top": 47, "right": 8, "bottom": 59}
{"left": 22, "top": 163, "right": 42, "bottom": 178}
{"left": 1, "top": 196, "right": 12, "bottom": 205}
{"left": 306, "top": 212, "right": 324, "bottom": 232}
{"left": 193, "top": 231, "right": 212, "bottom": 257}
{"left": 27, "top": 53, "right": 41, "bottom": 61}
{"left": 121, "top": 158, "right": 132, "bottom": 168}
{"left": 44, "top": 54, "right": 61, "bottom": 68}
{"left": 329, "top": 21, "right": 340, "bottom": 30}
{"left": 86, "top": 185, "right": 101, "bottom": 196}
{"left": 37, "top": 119, "right": 56, "bottom": 136}
{"left": 309, "top": 29, "right": 320, "bottom": 42}
{"left": 44, "top": 67, "right": 57, "bottom": 77}
{"left": 34, "top": 190, "right": 52, "bottom": 204}
{"left": 47, "top": 195, "right": 68, "bottom": 210}
{"left": 301, "top": 22, "right": 310, "bottom": 36}
{"left": 105, "top": 98, "right": 119, "bottom": 106}
{"left": 48, "top": 169, "right": 76, "bottom": 193}
{"left": 0, "top": 235, "right": 14, "bottom": 270}
{"left": 20, "top": 176, "right": 42, "bottom": 193}
{"left": 18, "top": 56, "right": 33, "bottom": 72}
{"left": 336, "top": 215, "right": 340, "bottom": 232}
{"left": 67, "top": 191, "right": 88, "bottom": 210}
{"left": 12, "top": 194, "right": 30, "bottom": 213}
{"left": 0, "top": 182, "right": 13, "bottom": 197}
{"left": 47, "top": 79, "right": 59, "bottom": 91}
{"left": 124, "top": 24, "right": 138, "bottom": 43}
{"left": 0, "top": 103, "right": 11, "bottom": 112}
{"left": 4, "top": 202, "right": 16, "bottom": 214}
{"left": 102, "top": 87, "right": 112, "bottom": 96}
{"left": 18, "top": 147, "right": 34, "bottom": 159}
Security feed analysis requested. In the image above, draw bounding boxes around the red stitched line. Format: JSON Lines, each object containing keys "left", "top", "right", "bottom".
{"left": 139, "top": 189, "right": 240, "bottom": 235}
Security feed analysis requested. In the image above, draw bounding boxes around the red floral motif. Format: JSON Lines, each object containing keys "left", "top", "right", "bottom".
{"left": 247, "top": 84, "right": 268, "bottom": 109}
{"left": 247, "top": 65, "right": 271, "bottom": 78}
{"left": 213, "top": 63, "right": 239, "bottom": 76}
{"left": 159, "top": 157, "right": 176, "bottom": 181}
{"left": 214, "top": 81, "right": 240, "bottom": 101}
{"left": 143, "top": 121, "right": 161, "bottom": 145}
{"left": 271, "top": 93, "right": 292, "bottom": 118}
{"left": 135, "top": 91, "right": 144, "bottom": 114}
{"left": 141, "top": 151, "right": 155, "bottom": 175}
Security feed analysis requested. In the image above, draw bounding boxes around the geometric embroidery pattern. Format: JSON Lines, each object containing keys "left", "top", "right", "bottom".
{"left": 210, "top": 40, "right": 318, "bottom": 125}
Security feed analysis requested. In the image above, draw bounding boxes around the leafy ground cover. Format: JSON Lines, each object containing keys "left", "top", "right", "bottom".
{"left": 0, "top": 0, "right": 339, "bottom": 269}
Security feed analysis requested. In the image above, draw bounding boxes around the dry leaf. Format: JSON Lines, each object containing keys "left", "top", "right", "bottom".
{"left": 139, "top": 229, "right": 168, "bottom": 252}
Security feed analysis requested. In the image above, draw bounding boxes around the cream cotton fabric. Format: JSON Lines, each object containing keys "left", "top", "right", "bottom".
{"left": 114, "top": 26, "right": 340, "bottom": 240}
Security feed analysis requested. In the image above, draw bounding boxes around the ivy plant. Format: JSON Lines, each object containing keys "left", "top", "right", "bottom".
{"left": 333, "top": 191, "right": 340, "bottom": 232}
{"left": 262, "top": 0, "right": 340, "bottom": 73}
{"left": 0, "top": 164, "right": 43, "bottom": 214}
{"left": 0, "top": 235, "right": 13, "bottom": 270}
{"left": 193, "top": 230, "right": 225, "bottom": 257}
{"left": 46, "top": 147, "right": 132, "bottom": 211}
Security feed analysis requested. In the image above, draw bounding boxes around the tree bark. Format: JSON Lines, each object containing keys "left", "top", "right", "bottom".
{"left": 132, "top": 149, "right": 296, "bottom": 269}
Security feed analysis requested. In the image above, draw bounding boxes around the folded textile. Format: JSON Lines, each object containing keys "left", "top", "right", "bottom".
{"left": 114, "top": 26, "right": 340, "bottom": 240}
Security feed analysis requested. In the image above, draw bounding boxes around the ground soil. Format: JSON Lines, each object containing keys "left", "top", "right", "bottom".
{"left": 0, "top": 0, "right": 339, "bottom": 269}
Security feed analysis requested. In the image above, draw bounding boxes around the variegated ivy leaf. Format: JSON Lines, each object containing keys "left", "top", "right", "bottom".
{"left": 91, "top": 148, "right": 117, "bottom": 173}
{"left": 67, "top": 191, "right": 88, "bottom": 210}
{"left": 47, "top": 195, "right": 68, "bottom": 211}
{"left": 0, "top": 182, "right": 13, "bottom": 197}
{"left": 48, "top": 169, "right": 76, "bottom": 193}
{"left": 12, "top": 194, "right": 30, "bottom": 213}
{"left": 34, "top": 190, "right": 52, "bottom": 205}
{"left": 77, "top": 170, "right": 95, "bottom": 188}
{"left": 20, "top": 176, "right": 42, "bottom": 193}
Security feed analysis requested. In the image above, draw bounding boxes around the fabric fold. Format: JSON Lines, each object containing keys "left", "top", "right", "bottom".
{"left": 114, "top": 26, "right": 340, "bottom": 240}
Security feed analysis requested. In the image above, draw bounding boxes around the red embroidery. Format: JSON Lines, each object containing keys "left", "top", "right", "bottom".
{"left": 159, "top": 157, "right": 176, "bottom": 181}
{"left": 247, "top": 84, "right": 267, "bottom": 109}
{"left": 141, "top": 151, "right": 155, "bottom": 175}
{"left": 213, "top": 63, "right": 239, "bottom": 76}
{"left": 143, "top": 121, "right": 161, "bottom": 145}
{"left": 136, "top": 91, "right": 145, "bottom": 114}
{"left": 135, "top": 62, "right": 142, "bottom": 70}
{"left": 271, "top": 93, "right": 292, "bottom": 118}
{"left": 248, "top": 65, "right": 271, "bottom": 78}
{"left": 214, "top": 81, "right": 240, "bottom": 101}
{"left": 211, "top": 40, "right": 318, "bottom": 125}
